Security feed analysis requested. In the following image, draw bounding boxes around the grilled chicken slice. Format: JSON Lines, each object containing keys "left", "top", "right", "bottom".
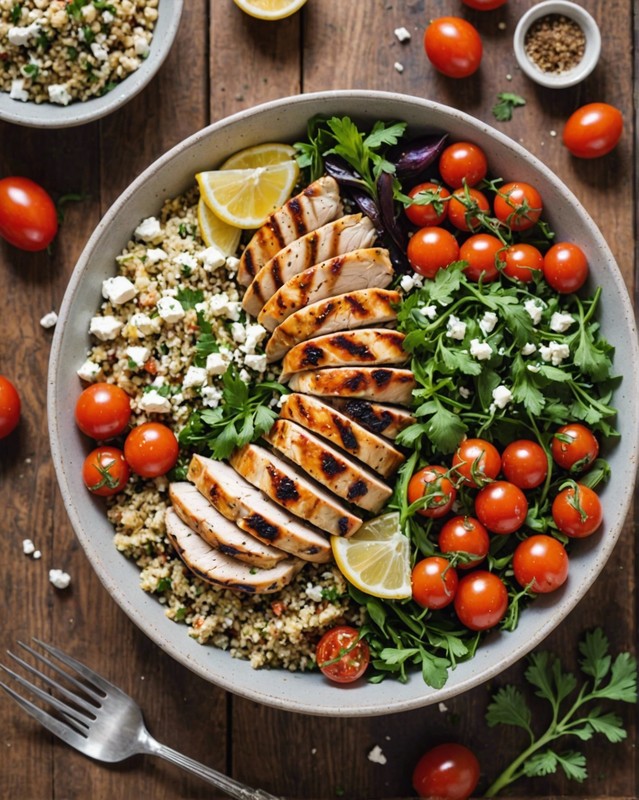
{"left": 187, "top": 454, "right": 331, "bottom": 563}
{"left": 329, "top": 398, "right": 416, "bottom": 440}
{"left": 242, "top": 214, "right": 377, "bottom": 317}
{"left": 288, "top": 367, "right": 417, "bottom": 406}
{"left": 165, "top": 509, "right": 302, "bottom": 594}
{"left": 169, "top": 482, "right": 288, "bottom": 569}
{"left": 258, "top": 248, "right": 393, "bottom": 332}
{"left": 280, "top": 328, "right": 408, "bottom": 380}
{"left": 266, "top": 288, "right": 400, "bottom": 362}
{"left": 238, "top": 176, "right": 343, "bottom": 287}
{"left": 279, "top": 393, "right": 405, "bottom": 478}
{"left": 229, "top": 443, "right": 362, "bottom": 537}
{"left": 263, "top": 419, "right": 391, "bottom": 513}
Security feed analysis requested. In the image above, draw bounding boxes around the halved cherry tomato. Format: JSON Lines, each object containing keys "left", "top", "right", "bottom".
{"left": 460, "top": 233, "right": 502, "bottom": 282}
{"left": 316, "top": 626, "right": 370, "bottom": 684}
{"left": 405, "top": 182, "right": 450, "bottom": 227}
{"left": 0, "top": 375, "right": 21, "bottom": 439}
{"left": 413, "top": 742, "right": 480, "bottom": 800}
{"left": 563, "top": 103, "right": 623, "bottom": 159}
{"left": 498, "top": 242, "right": 543, "bottom": 283}
{"left": 501, "top": 439, "right": 548, "bottom": 489}
{"left": 452, "top": 438, "right": 501, "bottom": 488}
{"left": 551, "top": 423, "right": 599, "bottom": 472}
{"left": 407, "top": 226, "right": 460, "bottom": 278}
{"left": 513, "top": 534, "right": 569, "bottom": 593}
{"left": 424, "top": 17, "right": 482, "bottom": 79}
{"left": 412, "top": 556, "right": 458, "bottom": 609}
{"left": 438, "top": 141, "right": 488, "bottom": 188}
{"left": 475, "top": 480, "right": 528, "bottom": 534}
{"left": 0, "top": 176, "right": 58, "bottom": 252}
{"left": 454, "top": 570, "right": 508, "bottom": 631}
{"left": 493, "top": 181, "right": 542, "bottom": 231}
{"left": 543, "top": 242, "right": 588, "bottom": 294}
{"left": 82, "top": 446, "right": 130, "bottom": 497}
{"left": 552, "top": 483, "right": 602, "bottom": 538}
{"left": 438, "top": 516, "right": 489, "bottom": 569}
{"left": 408, "top": 465, "right": 457, "bottom": 519}
{"left": 124, "top": 422, "right": 179, "bottom": 478}
{"left": 447, "top": 187, "right": 490, "bottom": 232}
{"left": 74, "top": 382, "right": 132, "bottom": 440}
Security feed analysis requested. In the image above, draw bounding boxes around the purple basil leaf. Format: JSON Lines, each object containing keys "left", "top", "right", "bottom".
{"left": 349, "top": 187, "right": 382, "bottom": 230}
{"left": 377, "top": 171, "right": 407, "bottom": 252}
{"left": 389, "top": 133, "right": 449, "bottom": 180}
{"left": 323, "top": 154, "right": 368, "bottom": 190}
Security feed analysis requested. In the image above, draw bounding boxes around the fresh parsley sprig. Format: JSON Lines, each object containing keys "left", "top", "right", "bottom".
{"left": 492, "top": 92, "right": 527, "bottom": 122}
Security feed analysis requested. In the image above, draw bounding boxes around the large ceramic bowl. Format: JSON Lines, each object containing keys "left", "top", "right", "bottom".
{"left": 48, "top": 91, "right": 639, "bottom": 716}
{"left": 0, "top": 0, "right": 182, "bottom": 128}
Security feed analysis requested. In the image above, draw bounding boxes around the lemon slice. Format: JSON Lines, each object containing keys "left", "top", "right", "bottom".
{"left": 197, "top": 198, "right": 241, "bottom": 255}
{"left": 196, "top": 161, "right": 299, "bottom": 229}
{"left": 332, "top": 512, "right": 412, "bottom": 600}
{"left": 221, "top": 142, "right": 297, "bottom": 170}
{"left": 232, "top": 0, "right": 308, "bottom": 21}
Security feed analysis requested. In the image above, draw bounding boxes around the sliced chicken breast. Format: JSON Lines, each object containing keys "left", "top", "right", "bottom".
{"left": 329, "top": 398, "right": 416, "bottom": 440}
{"left": 187, "top": 454, "right": 331, "bottom": 563}
{"left": 263, "top": 419, "right": 391, "bottom": 513}
{"left": 280, "top": 328, "right": 408, "bottom": 380}
{"left": 238, "top": 176, "right": 343, "bottom": 286}
{"left": 266, "top": 288, "right": 401, "bottom": 362}
{"left": 258, "top": 248, "right": 393, "bottom": 332}
{"left": 288, "top": 367, "right": 417, "bottom": 406}
{"left": 229, "top": 443, "right": 362, "bottom": 537}
{"left": 279, "top": 393, "right": 405, "bottom": 478}
{"left": 165, "top": 509, "right": 302, "bottom": 594}
{"left": 242, "top": 214, "right": 377, "bottom": 317}
{"left": 169, "top": 482, "right": 288, "bottom": 569}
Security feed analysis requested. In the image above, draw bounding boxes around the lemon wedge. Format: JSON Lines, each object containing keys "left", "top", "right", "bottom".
{"left": 221, "top": 142, "right": 297, "bottom": 170}
{"left": 332, "top": 512, "right": 412, "bottom": 600}
{"left": 197, "top": 198, "right": 242, "bottom": 255}
{"left": 196, "top": 161, "right": 299, "bottom": 229}
{"left": 232, "top": 0, "right": 308, "bottom": 21}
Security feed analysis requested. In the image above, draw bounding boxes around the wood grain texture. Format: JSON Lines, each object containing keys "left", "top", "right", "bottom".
{"left": 0, "top": 1, "right": 636, "bottom": 798}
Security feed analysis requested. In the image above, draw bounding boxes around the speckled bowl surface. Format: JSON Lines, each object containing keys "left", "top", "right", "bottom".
{"left": 0, "top": 0, "right": 182, "bottom": 128}
{"left": 48, "top": 91, "right": 639, "bottom": 717}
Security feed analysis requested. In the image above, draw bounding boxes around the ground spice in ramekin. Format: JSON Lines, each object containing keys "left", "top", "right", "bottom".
{"left": 524, "top": 14, "right": 586, "bottom": 74}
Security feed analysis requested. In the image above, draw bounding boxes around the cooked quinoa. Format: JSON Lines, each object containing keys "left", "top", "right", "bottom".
{"left": 0, "top": 0, "right": 157, "bottom": 105}
{"left": 83, "top": 187, "right": 363, "bottom": 671}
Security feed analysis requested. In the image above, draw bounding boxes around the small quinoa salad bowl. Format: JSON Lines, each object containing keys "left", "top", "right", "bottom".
{"left": 0, "top": 0, "right": 183, "bottom": 128}
{"left": 48, "top": 91, "right": 639, "bottom": 717}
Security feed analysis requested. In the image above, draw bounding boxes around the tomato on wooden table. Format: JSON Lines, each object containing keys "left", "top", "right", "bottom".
{"left": 0, "top": 177, "right": 58, "bottom": 251}
{"left": 316, "top": 626, "right": 370, "bottom": 684}
{"left": 75, "top": 382, "right": 132, "bottom": 440}
{"left": 447, "top": 187, "right": 490, "bottom": 232}
{"left": 412, "top": 556, "right": 458, "bottom": 609}
{"left": 563, "top": 103, "right": 623, "bottom": 158}
{"left": 551, "top": 423, "right": 599, "bottom": 472}
{"left": 82, "top": 446, "right": 130, "bottom": 497}
{"left": 452, "top": 437, "right": 501, "bottom": 488}
{"left": 124, "top": 422, "right": 179, "bottom": 478}
{"left": 460, "top": 233, "right": 502, "bottom": 282}
{"left": 513, "top": 534, "right": 569, "bottom": 593}
{"left": 498, "top": 242, "right": 543, "bottom": 282}
{"left": 405, "top": 182, "right": 450, "bottom": 227}
{"left": 543, "top": 241, "right": 589, "bottom": 293}
{"left": 552, "top": 483, "right": 602, "bottom": 538}
{"left": 407, "top": 226, "right": 460, "bottom": 278}
{"left": 475, "top": 480, "right": 528, "bottom": 534}
{"left": 438, "top": 516, "right": 489, "bottom": 569}
{"left": 0, "top": 375, "right": 21, "bottom": 439}
{"left": 454, "top": 570, "right": 508, "bottom": 630}
{"left": 408, "top": 465, "right": 457, "bottom": 518}
{"left": 438, "top": 141, "right": 488, "bottom": 188}
{"left": 424, "top": 17, "right": 482, "bottom": 79}
{"left": 493, "top": 181, "right": 542, "bottom": 231}
{"left": 413, "top": 742, "right": 480, "bottom": 800}
{"left": 501, "top": 439, "right": 548, "bottom": 489}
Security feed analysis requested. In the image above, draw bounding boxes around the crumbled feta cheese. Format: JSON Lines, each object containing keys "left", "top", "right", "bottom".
{"left": 527, "top": 364, "right": 541, "bottom": 373}
{"left": 230, "top": 322, "right": 247, "bottom": 344}
{"left": 9, "top": 78, "right": 29, "bottom": 102}
{"left": 77, "top": 359, "right": 102, "bottom": 382}
{"left": 492, "top": 384, "right": 513, "bottom": 409}
{"left": 48, "top": 83, "right": 72, "bottom": 106}
{"left": 394, "top": 61, "right": 404, "bottom": 73}
{"left": 40, "top": 311, "right": 58, "bottom": 329}
{"left": 419, "top": 304, "right": 438, "bottom": 320}
{"left": 8, "top": 23, "right": 40, "bottom": 47}
{"left": 305, "top": 583, "right": 324, "bottom": 602}
{"left": 156, "top": 296, "right": 185, "bottom": 323}
{"left": 400, "top": 273, "right": 417, "bottom": 292}
{"left": 470, "top": 338, "right": 493, "bottom": 360}
{"left": 446, "top": 314, "right": 467, "bottom": 340}
{"left": 90, "top": 42, "right": 109, "bottom": 61}
{"left": 550, "top": 311, "right": 575, "bottom": 333}
{"left": 22, "top": 539, "right": 35, "bottom": 555}
{"left": 438, "top": 702, "right": 449, "bottom": 713}
{"left": 208, "top": 292, "right": 241, "bottom": 320}
{"left": 133, "top": 35, "right": 150, "bottom": 57}
{"left": 138, "top": 390, "right": 171, "bottom": 413}
{"left": 89, "top": 315, "right": 123, "bottom": 341}
{"left": 102, "top": 10, "right": 115, "bottom": 23}
{"left": 244, "top": 353, "right": 267, "bottom": 373}
{"left": 206, "top": 349, "right": 232, "bottom": 375}
{"left": 134, "top": 216, "right": 162, "bottom": 242}
{"left": 242, "top": 323, "right": 268, "bottom": 354}
{"left": 367, "top": 745, "right": 387, "bottom": 765}
{"left": 459, "top": 386, "right": 471, "bottom": 399}
{"left": 540, "top": 341, "right": 570, "bottom": 366}
{"left": 48, "top": 569, "right": 71, "bottom": 590}
{"left": 226, "top": 256, "right": 240, "bottom": 273}
{"left": 102, "top": 275, "right": 137, "bottom": 305}
{"left": 201, "top": 386, "right": 223, "bottom": 408}
{"left": 146, "top": 247, "right": 167, "bottom": 264}
{"left": 394, "top": 26, "right": 411, "bottom": 42}
{"left": 521, "top": 342, "right": 537, "bottom": 356}
{"left": 199, "top": 245, "right": 226, "bottom": 271}
{"left": 239, "top": 368, "right": 251, "bottom": 384}
{"left": 524, "top": 299, "right": 544, "bottom": 325}
{"left": 479, "top": 311, "right": 498, "bottom": 335}
{"left": 129, "top": 312, "right": 158, "bottom": 336}
{"left": 183, "top": 366, "right": 208, "bottom": 389}
{"left": 33, "top": 550, "right": 42, "bottom": 560}
{"left": 125, "top": 345, "right": 150, "bottom": 367}
{"left": 174, "top": 252, "right": 198, "bottom": 271}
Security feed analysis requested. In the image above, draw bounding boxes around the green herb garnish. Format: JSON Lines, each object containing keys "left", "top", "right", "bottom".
{"left": 492, "top": 92, "right": 527, "bottom": 122}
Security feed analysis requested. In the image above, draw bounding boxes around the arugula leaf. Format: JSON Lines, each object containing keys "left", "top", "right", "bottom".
{"left": 492, "top": 92, "right": 526, "bottom": 122}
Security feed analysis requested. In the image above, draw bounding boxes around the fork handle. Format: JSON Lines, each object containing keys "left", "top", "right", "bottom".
{"left": 142, "top": 734, "right": 280, "bottom": 800}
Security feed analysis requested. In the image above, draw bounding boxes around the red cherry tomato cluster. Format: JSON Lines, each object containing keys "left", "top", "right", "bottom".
{"left": 74, "top": 382, "right": 179, "bottom": 495}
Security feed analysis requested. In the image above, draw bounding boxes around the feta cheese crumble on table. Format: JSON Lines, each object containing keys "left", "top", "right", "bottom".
{"left": 367, "top": 745, "right": 388, "bottom": 765}
{"left": 49, "top": 569, "right": 71, "bottom": 590}
{"left": 39, "top": 311, "right": 58, "bottom": 329}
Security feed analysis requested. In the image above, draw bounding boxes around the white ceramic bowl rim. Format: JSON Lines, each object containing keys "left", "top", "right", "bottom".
{"left": 48, "top": 90, "right": 639, "bottom": 717}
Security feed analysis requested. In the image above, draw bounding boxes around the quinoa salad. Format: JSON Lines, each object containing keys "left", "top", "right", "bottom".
{"left": 0, "top": 0, "right": 157, "bottom": 106}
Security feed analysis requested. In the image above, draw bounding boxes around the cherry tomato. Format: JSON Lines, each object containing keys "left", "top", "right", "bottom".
{"left": 124, "top": 422, "right": 179, "bottom": 478}
{"left": 413, "top": 742, "right": 480, "bottom": 800}
{"left": 407, "top": 465, "right": 457, "bottom": 519}
{"left": 501, "top": 439, "right": 548, "bottom": 489}
{"left": 475, "top": 480, "right": 528, "bottom": 534}
{"left": 407, "top": 226, "right": 460, "bottom": 278}
{"left": 0, "top": 177, "right": 58, "bottom": 252}
{"left": 493, "top": 181, "right": 542, "bottom": 232}
{"left": 82, "top": 446, "right": 130, "bottom": 497}
{"left": 543, "top": 242, "right": 588, "bottom": 294}
{"left": 447, "top": 187, "right": 490, "bottom": 232}
{"left": 438, "top": 516, "right": 490, "bottom": 569}
{"left": 513, "top": 535, "right": 569, "bottom": 593}
{"left": 460, "top": 233, "right": 502, "bottom": 282}
{"left": 75, "top": 382, "right": 132, "bottom": 440}
{"left": 316, "top": 626, "right": 370, "bottom": 684}
{"left": 424, "top": 17, "right": 482, "bottom": 79}
{"left": 462, "top": 0, "right": 507, "bottom": 8}
{"left": 438, "top": 141, "right": 488, "bottom": 188}
{"left": 552, "top": 483, "right": 602, "bottom": 538}
{"left": 563, "top": 103, "right": 623, "bottom": 159}
{"left": 498, "top": 242, "right": 544, "bottom": 283}
{"left": 551, "top": 423, "right": 599, "bottom": 472}
{"left": 454, "top": 570, "right": 508, "bottom": 631}
{"left": 0, "top": 375, "right": 21, "bottom": 439}
{"left": 405, "top": 182, "right": 450, "bottom": 227}
{"left": 452, "top": 438, "right": 501, "bottom": 488}
{"left": 412, "top": 556, "right": 459, "bottom": 609}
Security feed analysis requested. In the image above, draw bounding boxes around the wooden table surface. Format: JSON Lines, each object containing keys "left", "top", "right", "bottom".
{"left": 0, "top": 1, "right": 636, "bottom": 798}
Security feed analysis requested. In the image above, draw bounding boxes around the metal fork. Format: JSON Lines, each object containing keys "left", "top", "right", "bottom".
{"left": 0, "top": 639, "right": 279, "bottom": 800}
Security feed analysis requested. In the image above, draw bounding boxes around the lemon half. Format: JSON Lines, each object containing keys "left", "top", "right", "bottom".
{"left": 232, "top": 0, "right": 308, "bottom": 21}
{"left": 197, "top": 198, "right": 242, "bottom": 255}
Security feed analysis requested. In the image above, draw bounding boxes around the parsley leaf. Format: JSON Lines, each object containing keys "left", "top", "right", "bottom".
{"left": 492, "top": 92, "right": 526, "bottom": 122}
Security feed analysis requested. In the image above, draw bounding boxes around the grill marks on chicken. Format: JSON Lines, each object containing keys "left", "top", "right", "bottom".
{"left": 329, "top": 398, "right": 416, "bottom": 439}
{"left": 288, "top": 367, "right": 417, "bottom": 406}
